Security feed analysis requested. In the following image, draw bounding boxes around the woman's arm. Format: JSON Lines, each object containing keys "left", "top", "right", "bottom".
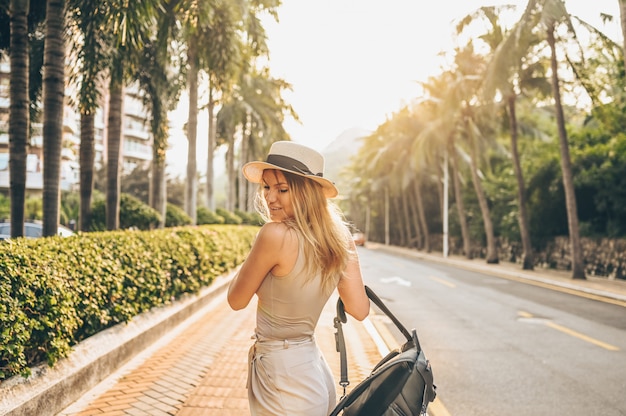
{"left": 337, "top": 241, "right": 370, "bottom": 321}
{"left": 227, "top": 223, "right": 287, "bottom": 310}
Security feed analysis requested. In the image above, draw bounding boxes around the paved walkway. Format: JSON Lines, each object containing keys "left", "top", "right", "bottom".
{"left": 57, "top": 244, "right": 626, "bottom": 416}
{"left": 58, "top": 290, "right": 384, "bottom": 416}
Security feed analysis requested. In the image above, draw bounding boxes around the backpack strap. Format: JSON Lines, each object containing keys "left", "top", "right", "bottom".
{"left": 334, "top": 299, "right": 350, "bottom": 399}
{"left": 334, "top": 285, "right": 424, "bottom": 399}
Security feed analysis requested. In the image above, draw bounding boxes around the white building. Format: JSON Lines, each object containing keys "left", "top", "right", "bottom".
{"left": 0, "top": 57, "right": 152, "bottom": 195}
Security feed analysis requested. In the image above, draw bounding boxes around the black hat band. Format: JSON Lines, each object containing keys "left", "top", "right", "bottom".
{"left": 266, "top": 154, "right": 324, "bottom": 177}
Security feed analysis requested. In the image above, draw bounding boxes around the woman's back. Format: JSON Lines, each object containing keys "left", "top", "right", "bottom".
{"left": 255, "top": 234, "right": 332, "bottom": 341}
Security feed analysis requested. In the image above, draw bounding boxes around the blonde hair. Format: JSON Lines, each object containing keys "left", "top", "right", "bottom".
{"left": 255, "top": 170, "right": 353, "bottom": 294}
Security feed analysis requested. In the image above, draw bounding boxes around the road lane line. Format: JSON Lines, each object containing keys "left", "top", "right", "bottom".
{"left": 429, "top": 397, "right": 452, "bottom": 416}
{"left": 428, "top": 276, "right": 456, "bottom": 288}
{"left": 363, "top": 317, "right": 391, "bottom": 357}
{"left": 545, "top": 322, "right": 620, "bottom": 351}
{"left": 365, "top": 309, "right": 451, "bottom": 416}
{"left": 519, "top": 311, "right": 619, "bottom": 351}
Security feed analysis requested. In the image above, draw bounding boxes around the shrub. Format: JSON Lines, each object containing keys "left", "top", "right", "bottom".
{"left": 0, "top": 225, "right": 259, "bottom": 380}
{"left": 235, "top": 209, "right": 263, "bottom": 226}
{"left": 216, "top": 208, "right": 242, "bottom": 225}
{"left": 91, "top": 193, "right": 161, "bottom": 231}
{"left": 197, "top": 206, "right": 225, "bottom": 225}
{"left": 166, "top": 203, "right": 192, "bottom": 227}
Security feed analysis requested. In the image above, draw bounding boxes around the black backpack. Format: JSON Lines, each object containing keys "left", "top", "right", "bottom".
{"left": 329, "top": 286, "right": 436, "bottom": 416}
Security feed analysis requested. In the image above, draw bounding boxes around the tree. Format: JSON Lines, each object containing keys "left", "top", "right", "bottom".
{"left": 546, "top": 19, "right": 585, "bottom": 278}
{"left": 8, "top": 0, "right": 29, "bottom": 238}
{"left": 217, "top": 70, "right": 294, "bottom": 212}
{"left": 103, "top": 0, "right": 160, "bottom": 230}
{"left": 198, "top": 0, "right": 242, "bottom": 212}
{"left": 41, "top": 0, "right": 66, "bottom": 237}
{"left": 462, "top": 4, "right": 546, "bottom": 269}
{"left": 521, "top": 0, "right": 586, "bottom": 278}
{"left": 70, "top": 0, "right": 111, "bottom": 232}
{"left": 619, "top": 0, "right": 626, "bottom": 71}
{"left": 416, "top": 71, "right": 474, "bottom": 259}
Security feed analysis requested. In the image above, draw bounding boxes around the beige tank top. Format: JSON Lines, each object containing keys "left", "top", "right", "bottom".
{"left": 255, "top": 236, "right": 331, "bottom": 341}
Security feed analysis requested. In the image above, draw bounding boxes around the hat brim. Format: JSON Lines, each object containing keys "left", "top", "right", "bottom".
{"left": 243, "top": 161, "right": 339, "bottom": 199}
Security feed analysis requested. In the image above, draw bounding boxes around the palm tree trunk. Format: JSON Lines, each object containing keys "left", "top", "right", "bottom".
{"left": 186, "top": 36, "right": 199, "bottom": 224}
{"left": 151, "top": 160, "right": 166, "bottom": 227}
{"left": 106, "top": 77, "right": 123, "bottom": 231}
{"left": 547, "top": 23, "right": 585, "bottom": 279}
{"left": 384, "top": 186, "right": 390, "bottom": 245}
{"left": 79, "top": 111, "right": 95, "bottom": 231}
{"left": 413, "top": 180, "right": 430, "bottom": 252}
{"left": 399, "top": 192, "right": 410, "bottom": 247}
{"left": 468, "top": 147, "right": 498, "bottom": 263}
{"left": 442, "top": 150, "right": 449, "bottom": 257}
{"left": 507, "top": 95, "right": 534, "bottom": 270}
{"left": 239, "top": 115, "right": 250, "bottom": 211}
{"left": 226, "top": 134, "right": 236, "bottom": 212}
{"left": 450, "top": 147, "right": 472, "bottom": 259}
{"left": 408, "top": 181, "right": 423, "bottom": 250}
{"left": 42, "top": 0, "right": 66, "bottom": 237}
{"left": 8, "top": 0, "right": 29, "bottom": 238}
{"left": 620, "top": 0, "right": 626, "bottom": 71}
{"left": 206, "top": 88, "right": 216, "bottom": 211}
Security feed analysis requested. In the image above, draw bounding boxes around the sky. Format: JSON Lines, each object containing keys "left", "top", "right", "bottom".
{"left": 165, "top": 0, "right": 621, "bottom": 178}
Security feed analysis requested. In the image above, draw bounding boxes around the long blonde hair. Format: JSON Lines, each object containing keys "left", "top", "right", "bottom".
{"left": 255, "top": 170, "right": 353, "bottom": 294}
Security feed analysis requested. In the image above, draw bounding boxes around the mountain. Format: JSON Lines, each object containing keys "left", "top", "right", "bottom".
{"left": 322, "top": 127, "right": 370, "bottom": 189}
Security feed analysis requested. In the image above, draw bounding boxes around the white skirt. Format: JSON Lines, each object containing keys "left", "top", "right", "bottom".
{"left": 247, "top": 336, "right": 336, "bottom": 415}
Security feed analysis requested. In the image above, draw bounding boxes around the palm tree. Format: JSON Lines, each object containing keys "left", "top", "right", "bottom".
{"left": 546, "top": 19, "right": 585, "bottom": 279}
{"left": 136, "top": 40, "right": 181, "bottom": 226}
{"left": 70, "top": 0, "right": 111, "bottom": 231}
{"left": 176, "top": 0, "right": 229, "bottom": 223}
{"left": 620, "top": 0, "right": 626, "bottom": 70}
{"left": 104, "top": 0, "right": 160, "bottom": 230}
{"left": 462, "top": 4, "right": 542, "bottom": 269}
{"left": 512, "top": 0, "right": 586, "bottom": 279}
{"left": 453, "top": 43, "right": 500, "bottom": 264}
{"left": 8, "top": 0, "right": 29, "bottom": 238}
{"left": 417, "top": 72, "right": 474, "bottom": 259}
{"left": 135, "top": 0, "right": 185, "bottom": 226}
{"left": 197, "top": 0, "right": 283, "bottom": 215}
{"left": 185, "top": 32, "right": 199, "bottom": 223}
{"left": 217, "top": 68, "right": 294, "bottom": 212}
{"left": 41, "top": 0, "right": 66, "bottom": 237}
{"left": 199, "top": 0, "right": 242, "bottom": 212}
{"left": 237, "top": 71, "right": 294, "bottom": 211}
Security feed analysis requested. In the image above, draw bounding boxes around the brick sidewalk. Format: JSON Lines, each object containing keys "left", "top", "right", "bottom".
{"left": 59, "top": 291, "right": 383, "bottom": 416}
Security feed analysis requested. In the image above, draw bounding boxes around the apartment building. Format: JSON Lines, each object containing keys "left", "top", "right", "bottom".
{"left": 0, "top": 57, "right": 152, "bottom": 196}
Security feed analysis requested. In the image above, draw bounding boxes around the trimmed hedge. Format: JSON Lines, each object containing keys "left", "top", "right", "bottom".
{"left": 0, "top": 224, "right": 258, "bottom": 380}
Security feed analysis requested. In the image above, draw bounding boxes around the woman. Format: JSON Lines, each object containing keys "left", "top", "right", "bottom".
{"left": 227, "top": 141, "right": 370, "bottom": 415}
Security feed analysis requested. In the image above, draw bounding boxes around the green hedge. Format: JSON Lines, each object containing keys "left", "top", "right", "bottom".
{"left": 0, "top": 224, "right": 258, "bottom": 380}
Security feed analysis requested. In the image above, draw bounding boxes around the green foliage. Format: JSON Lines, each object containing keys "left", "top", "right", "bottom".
{"left": 165, "top": 203, "right": 192, "bottom": 227}
{"left": 90, "top": 193, "right": 161, "bottom": 231}
{"left": 25, "top": 197, "right": 42, "bottom": 220}
{"left": 0, "top": 194, "right": 9, "bottom": 219}
{"left": 216, "top": 207, "right": 242, "bottom": 225}
{"left": 0, "top": 225, "right": 258, "bottom": 380}
{"left": 121, "top": 165, "right": 150, "bottom": 204}
{"left": 569, "top": 123, "right": 626, "bottom": 237}
{"left": 60, "top": 191, "right": 80, "bottom": 228}
{"left": 197, "top": 206, "right": 225, "bottom": 225}
{"left": 234, "top": 209, "right": 263, "bottom": 226}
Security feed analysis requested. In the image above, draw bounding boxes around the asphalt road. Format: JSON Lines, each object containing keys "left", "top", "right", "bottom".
{"left": 357, "top": 246, "right": 626, "bottom": 416}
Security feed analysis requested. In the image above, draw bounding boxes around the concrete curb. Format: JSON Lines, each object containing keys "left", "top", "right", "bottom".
{"left": 0, "top": 270, "right": 236, "bottom": 416}
{"left": 367, "top": 243, "right": 626, "bottom": 304}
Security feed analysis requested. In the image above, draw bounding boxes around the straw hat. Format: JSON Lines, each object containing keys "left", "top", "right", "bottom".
{"left": 242, "top": 141, "right": 338, "bottom": 198}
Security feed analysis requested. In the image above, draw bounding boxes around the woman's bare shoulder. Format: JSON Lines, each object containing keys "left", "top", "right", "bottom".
{"left": 256, "top": 222, "right": 297, "bottom": 248}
